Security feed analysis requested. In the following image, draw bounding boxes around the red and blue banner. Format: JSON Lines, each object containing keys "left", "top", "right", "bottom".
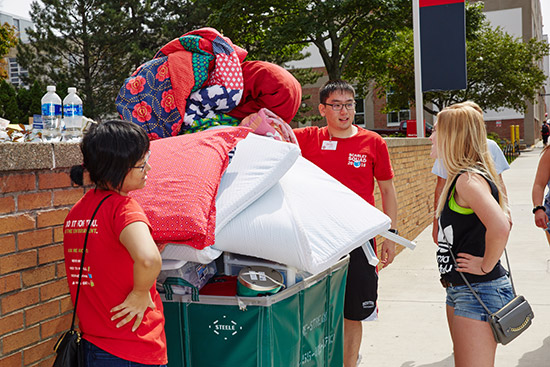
{"left": 420, "top": 0, "right": 467, "bottom": 92}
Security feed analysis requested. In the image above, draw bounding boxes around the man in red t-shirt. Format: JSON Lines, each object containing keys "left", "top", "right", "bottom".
{"left": 294, "top": 79, "right": 398, "bottom": 367}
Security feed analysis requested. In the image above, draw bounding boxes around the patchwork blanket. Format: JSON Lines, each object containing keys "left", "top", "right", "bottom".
{"left": 116, "top": 28, "right": 247, "bottom": 140}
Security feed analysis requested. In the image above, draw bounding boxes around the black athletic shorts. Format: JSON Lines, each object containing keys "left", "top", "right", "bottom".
{"left": 343, "top": 240, "right": 378, "bottom": 321}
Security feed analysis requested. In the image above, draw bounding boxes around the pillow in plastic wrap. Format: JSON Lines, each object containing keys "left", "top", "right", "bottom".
{"left": 213, "top": 156, "right": 391, "bottom": 274}
{"left": 215, "top": 133, "right": 300, "bottom": 233}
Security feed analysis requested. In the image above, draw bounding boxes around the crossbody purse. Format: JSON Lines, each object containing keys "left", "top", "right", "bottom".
{"left": 447, "top": 247, "right": 534, "bottom": 345}
{"left": 53, "top": 194, "right": 112, "bottom": 367}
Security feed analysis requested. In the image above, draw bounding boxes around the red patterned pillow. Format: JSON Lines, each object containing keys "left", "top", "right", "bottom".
{"left": 130, "top": 127, "right": 250, "bottom": 249}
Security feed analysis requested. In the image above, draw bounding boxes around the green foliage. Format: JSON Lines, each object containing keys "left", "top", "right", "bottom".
{"left": 487, "top": 132, "right": 503, "bottom": 147}
{"left": 203, "top": 0, "right": 411, "bottom": 79}
{"left": 17, "top": 0, "right": 159, "bottom": 120}
{"left": 145, "top": 0, "right": 211, "bottom": 48}
{"left": 362, "top": 2, "right": 550, "bottom": 115}
{"left": 287, "top": 68, "right": 324, "bottom": 126}
{"left": 0, "top": 22, "right": 19, "bottom": 79}
{"left": 0, "top": 80, "right": 44, "bottom": 125}
{"left": 0, "top": 22, "right": 18, "bottom": 57}
{"left": 0, "top": 80, "right": 19, "bottom": 120}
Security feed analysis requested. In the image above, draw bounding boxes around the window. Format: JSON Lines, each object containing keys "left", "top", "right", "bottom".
{"left": 387, "top": 109, "right": 410, "bottom": 125}
{"left": 8, "top": 58, "right": 28, "bottom": 88}
{"left": 354, "top": 98, "right": 365, "bottom": 126}
{"left": 386, "top": 90, "right": 410, "bottom": 126}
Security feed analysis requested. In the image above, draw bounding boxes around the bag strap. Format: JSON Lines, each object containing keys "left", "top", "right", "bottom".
{"left": 70, "top": 194, "right": 112, "bottom": 332}
{"left": 445, "top": 233, "right": 516, "bottom": 318}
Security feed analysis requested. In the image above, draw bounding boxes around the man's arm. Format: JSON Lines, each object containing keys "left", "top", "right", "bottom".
{"left": 432, "top": 176, "right": 446, "bottom": 244}
{"left": 378, "top": 179, "right": 398, "bottom": 267}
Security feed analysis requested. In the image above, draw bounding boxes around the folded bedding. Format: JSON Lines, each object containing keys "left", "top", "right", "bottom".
{"left": 155, "top": 133, "right": 299, "bottom": 262}
{"left": 116, "top": 27, "right": 247, "bottom": 140}
{"left": 161, "top": 243, "right": 222, "bottom": 264}
{"left": 213, "top": 156, "right": 391, "bottom": 274}
{"left": 129, "top": 127, "right": 250, "bottom": 249}
{"left": 227, "top": 60, "right": 302, "bottom": 124}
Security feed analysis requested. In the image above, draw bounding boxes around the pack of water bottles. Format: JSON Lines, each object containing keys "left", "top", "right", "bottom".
{"left": 38, "top": 85, "right": 83, "bottom": 142}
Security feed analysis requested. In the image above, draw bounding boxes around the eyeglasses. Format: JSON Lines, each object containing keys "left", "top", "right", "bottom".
{"left": 322, "top": 102, "right": 356, "bottom": 111}
{"left": 133, "top": 150, "right": 151, "bottom": 172}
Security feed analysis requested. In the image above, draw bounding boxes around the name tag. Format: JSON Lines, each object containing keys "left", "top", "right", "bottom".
{"left": 321, "top": 140, "right": 338, "bottom": 150}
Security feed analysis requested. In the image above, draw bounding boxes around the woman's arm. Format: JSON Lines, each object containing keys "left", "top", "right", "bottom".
{"left": 532, "top": 149, "right": 550, "bottom": 229}
{"left": 453, "top": 173, "right": 510, "bottom": 275}
{"left": 432, "top": 176, "right": 446, "bottom": 244}
{"left": 110, "top": 221, "right": 162, "bottom": 332}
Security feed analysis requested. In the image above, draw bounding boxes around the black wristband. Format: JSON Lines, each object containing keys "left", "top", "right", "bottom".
{"left": 388, "top": 228, "right": 398, "bottom": 235}
{"left": 533, "top": 205, "right": 545, "bottom": 214}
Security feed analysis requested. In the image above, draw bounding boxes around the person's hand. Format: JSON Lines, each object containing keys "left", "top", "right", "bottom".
{"left": 534, "top": 209, "right": 549, "bottom": 229}
{"left": 455, "top": 253, "right": 489, "bottom": 276}
{"left": 110, "top": 290, "right": 155, "bottom": 332}
{"left": 380, "top": 240, "right": 396, "bottom": 268}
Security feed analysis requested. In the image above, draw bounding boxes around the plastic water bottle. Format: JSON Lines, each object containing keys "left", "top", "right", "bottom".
{"left": 63, "top": 87, "right": 83, "bottom": 142}
{"left": 31, "top": 114, "right": 43, "bottom": 141}
{"left": 41, "top": 86, "right": 62, "bottom": 141}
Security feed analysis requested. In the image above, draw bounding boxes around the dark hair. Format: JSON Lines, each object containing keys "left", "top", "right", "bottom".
{"left": 319, "top": 79, "right": 355, "bottom": 104}
{"left": 70, "top": 120, "right": 150, "bottom": 191}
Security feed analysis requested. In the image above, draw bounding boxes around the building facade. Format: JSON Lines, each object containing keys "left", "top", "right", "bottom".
{"left": 478, "top": 0, "right": 547, "bottom": 145}
{"left": 0, "top": 11, "right": 33, "bottom": 88}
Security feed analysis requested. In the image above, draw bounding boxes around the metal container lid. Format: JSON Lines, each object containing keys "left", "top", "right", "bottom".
{"left": 238, "top": 266, "right": 284, "bottom": 292}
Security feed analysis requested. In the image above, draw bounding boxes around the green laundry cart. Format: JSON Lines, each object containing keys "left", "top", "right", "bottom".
{"left": 162, "top": 256, "right": 349, "bottom": 367}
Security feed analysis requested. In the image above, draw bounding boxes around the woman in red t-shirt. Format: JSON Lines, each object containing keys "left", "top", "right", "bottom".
{"left": 64, "top": 120, "right": 167, "bottom": 366}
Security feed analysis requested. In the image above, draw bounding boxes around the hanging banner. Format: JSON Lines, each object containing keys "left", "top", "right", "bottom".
{"left": 420, "top": 0, "right": 467, "bottom": 92}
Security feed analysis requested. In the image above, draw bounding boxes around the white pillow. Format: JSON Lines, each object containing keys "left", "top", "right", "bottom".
{"left": 161, "top": 244, "right": 222, "bottom": 264}
{"left": 215, "top": 133, "right": 300, "bottom": 233}
{"left": 213, "top": 156, "right": 391, "bottom": 274}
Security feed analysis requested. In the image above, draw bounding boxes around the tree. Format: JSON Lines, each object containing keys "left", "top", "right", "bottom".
{"left": 0, "top": 80, "right": 18, "bottom": 120}
{"left": 145, "top": 0, "right": 212, "bottom": 47}
{"left": 16, "top": 81, "right": 44, "bottom": 124}
{"left": 17, "top": 0, "right": 159, "bottom": 120}
{"left": 202, "top": 0, "right": 411, "bottom": 80}
{"left": 0, "top": 22, "right": 18, "bottom": 79}
{"left": 288, "top": 68, "right": 324, "bottom": 126}
{"left": 351, "top": 3, "right": 550, "bottom": 115}
{"left": 0, "top": 80, "right": 43, "bottom": 124}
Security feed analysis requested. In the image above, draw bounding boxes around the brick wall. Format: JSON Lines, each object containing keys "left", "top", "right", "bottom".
{"left": 485, "top": 118, "right": 524, "bottom": 141}
{"left": 373, "top": 138, "right": 435, "bottom": 256}
{"left": 0, "top": 138, "right": 434, "bottom": 366}
{"left": 0, "top": 169, "right": 85, "bottom": 366}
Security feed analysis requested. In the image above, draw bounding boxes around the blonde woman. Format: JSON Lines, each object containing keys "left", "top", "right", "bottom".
{"left": 532, "top": 144, "right": 550, "bottom": 246}
{"left": 431, "top": 103, "right": 513, "bottom": 367}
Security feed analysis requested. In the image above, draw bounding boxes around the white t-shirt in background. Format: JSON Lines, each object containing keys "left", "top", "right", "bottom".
{"left": 432, "top": 139, "right": 510, "bottom": 179}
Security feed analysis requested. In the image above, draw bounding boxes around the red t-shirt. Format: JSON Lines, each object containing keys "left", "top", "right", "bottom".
{"left": 63, "top": 189, "right": 167, "bottom": 365}
{"left": 294, "top": 126, "right": 394, "bottom": 206}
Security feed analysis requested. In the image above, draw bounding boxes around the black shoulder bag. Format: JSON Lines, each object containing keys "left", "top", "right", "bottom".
{"left": 53, "top": 194, "right": 112, "bottom": 367}
{"left": 448, "top": 248, "right": 534, "bottom": 345}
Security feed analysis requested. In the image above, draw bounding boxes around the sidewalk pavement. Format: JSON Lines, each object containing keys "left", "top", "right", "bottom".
{"left": 359, "top": 143, "right": 550, "bottom": 367}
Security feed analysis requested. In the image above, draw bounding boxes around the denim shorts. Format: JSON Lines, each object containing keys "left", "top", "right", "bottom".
{"left": 544, "top": 196, "right": 550, "bottom": 233}
{"left": 83, "top": 339, "right": 167, "bottom": 367}
{"left": 446, "top": 275, "right": 514, "bottom": 322}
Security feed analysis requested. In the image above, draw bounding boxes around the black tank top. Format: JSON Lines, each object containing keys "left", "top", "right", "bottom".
{"left": 437, "top": 172, "right": 506, "bottom": 285}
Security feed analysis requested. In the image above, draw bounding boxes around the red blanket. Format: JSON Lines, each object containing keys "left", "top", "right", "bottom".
{"left": 228, "top": 61, "right": 302, "bottom": 124}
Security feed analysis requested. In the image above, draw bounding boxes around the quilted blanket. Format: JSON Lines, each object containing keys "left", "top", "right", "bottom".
{"left": 116, "top": 27, "right": 247, "bottom": 140}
